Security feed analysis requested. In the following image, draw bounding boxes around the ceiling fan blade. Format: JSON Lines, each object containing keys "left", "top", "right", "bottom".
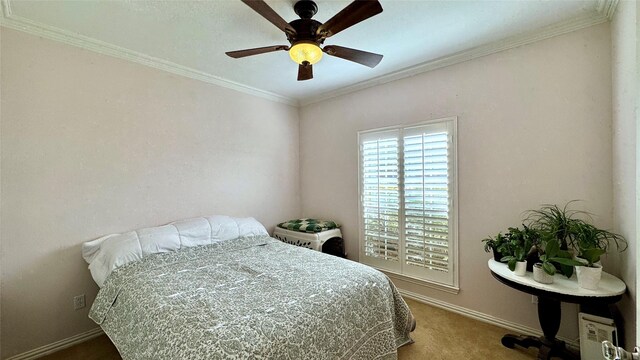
{"left": 226, "top": 45, "right": 289, "bottom": 58}
{"left": 297, "top": 62, "right": 313, "bottom": 81}
{"left": 323, "top": 45, "right": 383, "bottom": 68}
{"left": 241, "top": 0, "right": 296, "bottom": 35}
{"left": 317, "top": 0, "right": 382, "bottom": 38}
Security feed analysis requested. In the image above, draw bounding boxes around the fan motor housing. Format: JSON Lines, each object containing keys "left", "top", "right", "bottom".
{"left": 287, "top": 19, "right": 324, "bottom": 45}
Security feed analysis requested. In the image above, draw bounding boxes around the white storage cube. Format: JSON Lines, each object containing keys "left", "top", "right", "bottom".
{"left": 273, "top": 227, "right": 342, "bottom": 252}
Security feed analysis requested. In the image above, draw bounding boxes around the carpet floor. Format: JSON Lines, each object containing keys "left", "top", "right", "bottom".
{"left": 41, "top": 298, "right": 545, "bottom": 360}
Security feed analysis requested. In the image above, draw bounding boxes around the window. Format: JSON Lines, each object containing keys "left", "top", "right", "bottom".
{"left": 358, "top": 117, "right": 458, "bottom": 289}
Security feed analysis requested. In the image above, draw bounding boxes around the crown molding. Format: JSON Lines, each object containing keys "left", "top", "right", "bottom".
{"left": 299, "top": 6, "right": 614, "bottom": 106}
{"left": 0, "top": 0, "right": 618, "bottom": 109}
{"left": 1, "top": 0, "right": 11, "bottom": 17}
{"left": 597, "top": 0, "right": 620, "bottom": 20}
{"left": 0, "top": 0, "right": 299, "bottom": 107}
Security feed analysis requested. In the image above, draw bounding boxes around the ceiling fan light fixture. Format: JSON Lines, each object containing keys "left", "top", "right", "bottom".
{"left": 289, "top": 42, "right": 323, "bottom": 65}
{"left": 228, "top": 0, "right": 384, "bottom": 80}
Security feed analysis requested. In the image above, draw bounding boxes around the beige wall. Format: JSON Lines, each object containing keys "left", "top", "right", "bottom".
{"left": 612, "top": 0, "right": 639, "bottom": 348}
{"left": 300, "top": 23, "right": 613, "bottom": 340}
{"left": 0, "top": 28, "right": 301, "bottom": 358}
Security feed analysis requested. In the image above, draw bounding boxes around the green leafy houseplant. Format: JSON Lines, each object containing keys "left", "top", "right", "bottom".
{"left": 501, "top": 247, "right": 528, "bottom": 272}
{"left": 482, "top": 233, "right": 508, "bottom": 261}
{"left": 578, "top": 248, "right": 606, "bottom": 267}
{"left": 498, "top": 226, "right": 538, "bottom": 271}
{"left": 496, "top": 228, "right": 519, "bottom": 257}
{"left": 537, "top": 238, "right": 583, "bottom": 276}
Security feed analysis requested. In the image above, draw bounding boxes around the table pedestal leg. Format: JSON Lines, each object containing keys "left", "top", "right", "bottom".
{"left": 538, "top": 296, "right": 561, "bottom": 341}
{"left": 500, "top": 297, "right": 579, "bottom": 360}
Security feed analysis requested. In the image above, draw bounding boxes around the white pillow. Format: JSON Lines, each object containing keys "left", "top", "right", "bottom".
{"left": 173, "top": 218, "right": 212, "bottom": 248}
{"left": 83, "top": 232, "right": 143, "bottom": 287}
{"left": 206, "top": 215, "right": 240, "bottom": 241}
{"left": 82, "top": 216, "right": 268, "bottom": 287}
{"left": 236, "top": 217, "right": 270, "bottom": 237}
{"left": 137, "top": 225, "right": 180, "bottom": 256}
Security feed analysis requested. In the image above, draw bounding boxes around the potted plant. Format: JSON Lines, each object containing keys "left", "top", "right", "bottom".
{"left": 498, "top": 226, "right": 541, "bottom": 276}
{"left": 572, "top": 223, "right": 625, "bottom": 290}
{"left": 525, "top": 201, "right": 627, "bottom": 277}
{"left": 575, "top": 248, "right": 606, "bottom": 290}
{"left": 533, "top": 238, "right": 583, "bottom": 284}
{"left": 483, "top": 202, "right": 627, "bottom": 285}
{"left": 573, "top": 222, "right": 627, "bottom": 256}
{"left": 532, "top": 263, "right": 554, "bottom": 284}
{"left": 482, "top": 232, "right": 508, "bottom": 261}
{"left": 483, "top": 225, "right": 541, "bottom": 269}
{"left": 521, "top": 225, "right": 542, "bottom": 271}
{"left": 524, "top": 201, "right": 587, "bottom": 250}
{"left": 501, "top": 253, "right": 528, "bottom": 276}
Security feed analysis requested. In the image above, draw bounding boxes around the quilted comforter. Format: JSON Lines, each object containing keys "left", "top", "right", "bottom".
{"left": 89, "top": 236, "right": 414, "bottom": 359}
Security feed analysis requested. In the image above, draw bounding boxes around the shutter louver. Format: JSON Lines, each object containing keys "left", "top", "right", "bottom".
{"left": 403, "top": 131, "right": 450, "bottom": 272}
{"left": 361, "top": 136, "right": 400, "bottom": 262}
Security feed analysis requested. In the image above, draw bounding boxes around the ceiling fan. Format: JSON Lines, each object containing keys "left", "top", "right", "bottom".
{"left": 226, "top": 0, "right": 384, "bottom": 81}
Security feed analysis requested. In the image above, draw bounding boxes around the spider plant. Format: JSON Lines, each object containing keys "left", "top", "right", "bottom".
{"left": 524, "top": 201, "right": 589, "bottom": 250}
{"left": 572, "top": 222, "right": 627, "bottom": 255}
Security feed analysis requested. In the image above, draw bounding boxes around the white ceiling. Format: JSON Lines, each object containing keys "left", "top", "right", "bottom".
{"left": 2, "top": 0, "right": 613, "bottom": 105}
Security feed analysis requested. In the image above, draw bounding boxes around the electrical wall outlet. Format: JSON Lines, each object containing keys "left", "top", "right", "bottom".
{"left": 73, "top": 294, "right": 86, "bottom": 310}
{"left": 532, "top": 295, "right": 538, "bottom": 304}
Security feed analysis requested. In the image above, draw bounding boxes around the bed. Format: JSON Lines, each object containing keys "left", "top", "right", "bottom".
{"left": 83, "top": 216, "right": 415, "bottom": 359}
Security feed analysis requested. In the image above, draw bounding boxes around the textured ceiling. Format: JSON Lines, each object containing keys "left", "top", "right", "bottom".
{"left": 4, "top": 0, "right": 607, "bottom": 103}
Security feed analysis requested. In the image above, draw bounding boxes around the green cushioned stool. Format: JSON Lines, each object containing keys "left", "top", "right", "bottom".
{"left": 277, "top": 218, "right": 340, "bottom": 234}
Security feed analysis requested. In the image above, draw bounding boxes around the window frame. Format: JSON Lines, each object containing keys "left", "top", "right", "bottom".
{"left": 357, "top": 116, "right": 459, "bottom": 293}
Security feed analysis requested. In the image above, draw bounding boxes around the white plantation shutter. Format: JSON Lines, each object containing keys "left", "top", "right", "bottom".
{"left": 359, "top": 130, "right": 401, "bottom": 272}
{"left": 359, "top": 118, "right": 457, "bottom": 287}
{"left": 402, "top": 123, "right": 453, "bottom": 284}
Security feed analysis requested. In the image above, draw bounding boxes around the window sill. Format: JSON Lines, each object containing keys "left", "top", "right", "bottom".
{"left": 378, "top": 269, "right": 460, "bottom": 295}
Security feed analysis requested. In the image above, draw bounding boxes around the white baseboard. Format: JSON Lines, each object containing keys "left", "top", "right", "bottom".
{"left": 399, "top": 288, "right": 580, "bottom": 350}
{"left": 6, "top": 327, "right": 104, "bottom": 360}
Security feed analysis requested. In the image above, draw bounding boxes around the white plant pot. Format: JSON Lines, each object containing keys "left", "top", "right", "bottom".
{"left": 576, "top": 264, "right": 602, "bottom": 290}
{"left": 513, "top": 261, "right": 527, "bottom": 276}
{"left": 574, "top": 256, "right": 601, "bottom": 267}
{"left": 533, "top": 263, "right": 554, "bottom": 284}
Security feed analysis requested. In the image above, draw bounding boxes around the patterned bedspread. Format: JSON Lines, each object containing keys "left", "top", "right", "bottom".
{"left": 89, "top": 236, "right": 414, "bottom": 360}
